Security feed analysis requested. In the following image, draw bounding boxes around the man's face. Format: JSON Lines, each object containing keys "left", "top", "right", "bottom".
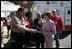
{"left": 37, "top": 13, "right": 40, "bottom": 19}
{"left": 18, "top": 10, "right": 25, "bottom": 17}
{"left": 52, "top": 11, "right": 56, "bottom": 17}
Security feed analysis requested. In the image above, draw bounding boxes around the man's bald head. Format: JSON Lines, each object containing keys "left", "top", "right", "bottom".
{"left": 37, "top": 12, "right": 41, "bottom": 19}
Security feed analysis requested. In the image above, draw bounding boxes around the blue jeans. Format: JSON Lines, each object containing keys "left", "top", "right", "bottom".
{"left": 54, "top": 28, "right": 60, "bottom": 48}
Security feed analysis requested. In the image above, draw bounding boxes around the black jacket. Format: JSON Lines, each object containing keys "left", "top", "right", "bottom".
{"left": 34, "top": 18, "right": 42, "bottom": 30}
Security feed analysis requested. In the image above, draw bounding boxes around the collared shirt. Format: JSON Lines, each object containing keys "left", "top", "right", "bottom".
{"left": 11, "top": 13, "right": 27, "bottom": 33}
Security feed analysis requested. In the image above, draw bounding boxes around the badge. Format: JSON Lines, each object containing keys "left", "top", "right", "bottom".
{"left": 55, "top": 21, "right": 57, "bottom": 24}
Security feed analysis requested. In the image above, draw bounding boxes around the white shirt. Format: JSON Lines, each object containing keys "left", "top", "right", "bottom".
{"left": 1, "top": 21, "right": 3, "bottom": 28}
{"left": 1, "top": 21, "right": 3, "bottom": 33}
{"left": 7, "top": 19, "right": 11, "bottom": 25}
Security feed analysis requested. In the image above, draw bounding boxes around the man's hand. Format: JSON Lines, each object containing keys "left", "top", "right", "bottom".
{"left": 29, "top": 29, "right": 34, "bottom": 33}
{"left": 28, "top": 29, "right": 34, "bottom": 33}
{"left": 28, "top": 29, "right": 37, "bottom": 33}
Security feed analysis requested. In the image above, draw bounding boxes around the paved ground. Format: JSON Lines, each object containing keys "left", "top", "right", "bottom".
{"left": 1, "top": 26, "right": 71, "bottom": 48}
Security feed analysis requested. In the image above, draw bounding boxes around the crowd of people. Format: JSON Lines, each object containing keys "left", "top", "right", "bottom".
{"left": 1, "top": 7, "right": 63, "bottom": 48}
{"left": 1, "top": 16, "right": 11, "bottom": 48}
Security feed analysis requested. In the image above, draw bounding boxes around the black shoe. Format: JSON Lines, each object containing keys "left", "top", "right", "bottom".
{"left": 55, "top": 47, "right": 59, "bottom": 48}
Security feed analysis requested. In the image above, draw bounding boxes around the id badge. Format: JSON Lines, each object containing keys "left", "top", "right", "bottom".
{"left": 55, "top": 21, "right": 57, "bottom": 24}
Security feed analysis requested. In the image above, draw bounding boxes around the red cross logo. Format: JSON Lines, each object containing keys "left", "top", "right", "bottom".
{"left": 60, "top": 2, "right": 64, "bottom": 7}
{"left": 46, "top": 1, "right": 50, "bottom": 5}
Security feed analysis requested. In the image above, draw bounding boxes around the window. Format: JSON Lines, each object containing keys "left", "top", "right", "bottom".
{"left": 68, "top": 10, "right": 70, "bottom": 14}
{"left": 67, "top": 10, "right": 71, "bottom": 17}
{"left": 56, "top": 10, "right": 60, "bottom": 15}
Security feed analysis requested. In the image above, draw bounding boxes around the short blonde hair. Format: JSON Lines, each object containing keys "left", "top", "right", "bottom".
{"left": 43, "top": 11, "right": 51, "bottom": 19}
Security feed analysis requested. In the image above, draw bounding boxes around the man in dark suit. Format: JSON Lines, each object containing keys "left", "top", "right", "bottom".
{"left": 34, "top": 12, "right": 45, "bottom": 48}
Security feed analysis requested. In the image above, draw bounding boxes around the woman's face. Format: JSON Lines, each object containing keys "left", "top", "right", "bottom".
{"left": 44, "top": 15, "right": 49, "bottom": 20}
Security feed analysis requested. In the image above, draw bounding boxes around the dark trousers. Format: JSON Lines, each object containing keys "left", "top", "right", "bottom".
{"left": 11, "top": 31, "right": 25, "bottom": 48}
{"left": 54, "top": 28, "right": 60, "bottom": 48}
{"left": 24, "top": 31, "right": 31, "bottom": 45}
{"left": 11, "top": 31, "right": 31, "bottom": 48}
{"left": 7, "top": 25, "right": 11, "bottom": 30}
{"left": 34, "top": 33, "right": 45, "bottom": 48}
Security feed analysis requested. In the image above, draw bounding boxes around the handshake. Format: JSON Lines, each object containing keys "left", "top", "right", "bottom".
{"left": 28, "top": 29, "right": 42, "bottom": 33}
{"left": 28, "top": 29, "right": 37, "bottom": 33}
